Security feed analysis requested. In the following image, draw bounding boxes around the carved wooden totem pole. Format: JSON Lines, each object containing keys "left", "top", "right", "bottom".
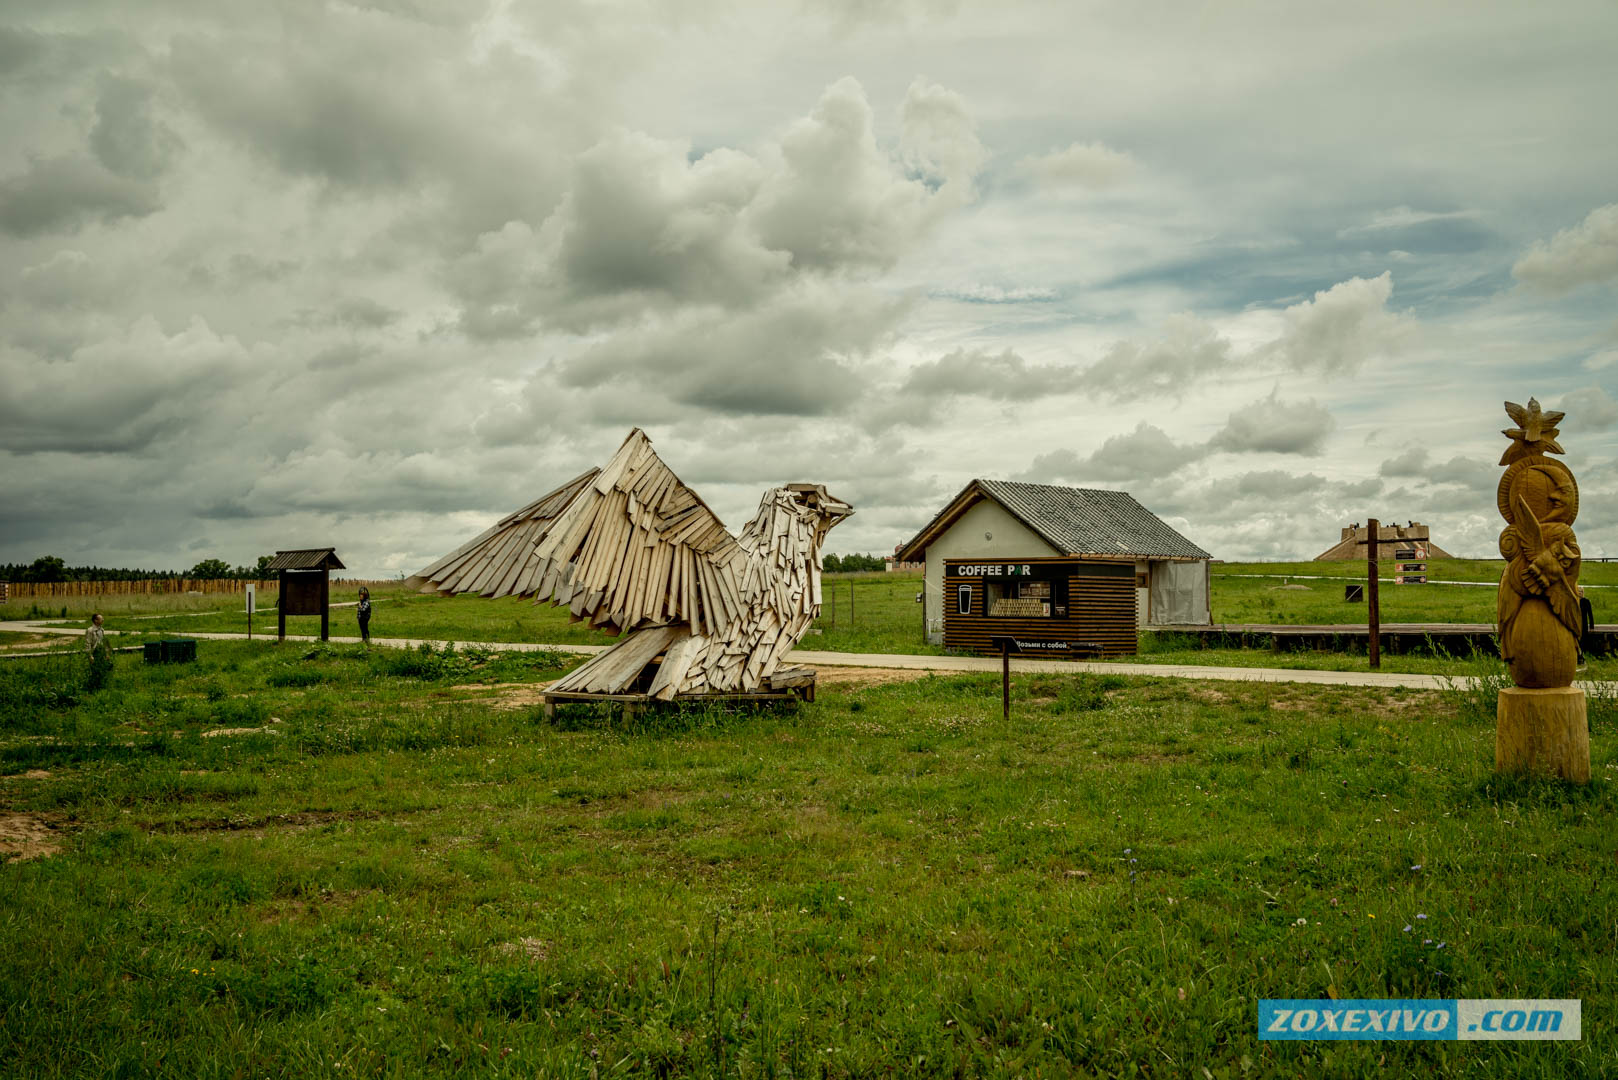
{"left": 1495, "top": 397, "right": 1589, "bottom": 782}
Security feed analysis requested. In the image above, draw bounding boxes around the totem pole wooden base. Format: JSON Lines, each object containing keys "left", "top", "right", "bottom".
{"left": 1496, "top": 686, "right": 1589, "bottom": 783}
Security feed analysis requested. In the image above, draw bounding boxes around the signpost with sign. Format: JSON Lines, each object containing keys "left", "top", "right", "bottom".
{"left": 989, "top": 635, "right": 1104, "bottom": 721}
{"left": 245, "top": 583, "right": 255, "bottom": 640}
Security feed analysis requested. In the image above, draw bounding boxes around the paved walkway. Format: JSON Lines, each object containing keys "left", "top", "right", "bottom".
{"left": 2, "top": 619, "right": 1580, "bottom": 691}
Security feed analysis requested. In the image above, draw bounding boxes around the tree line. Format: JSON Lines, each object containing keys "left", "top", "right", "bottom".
{"left": 3, "top": 555, "right": 277, "bottom": 583}
{"left": 821, "top": 553, "right": 888, "bottom": 573}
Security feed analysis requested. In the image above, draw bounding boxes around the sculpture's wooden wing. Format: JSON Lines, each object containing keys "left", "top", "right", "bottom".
{"left": 527, "top": 429, "right": 744, "bottom": 637}
{"left": 404, "top": 468, "right": 601, "bottom": 597}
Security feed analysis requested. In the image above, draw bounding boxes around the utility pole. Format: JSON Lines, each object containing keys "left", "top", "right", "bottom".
{"left": 1366, "top": 517, "right": 1381, "bottom": 669}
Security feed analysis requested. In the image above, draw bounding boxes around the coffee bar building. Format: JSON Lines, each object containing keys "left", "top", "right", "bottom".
{"left": 895, "top": 480, "right": 1212, "bottom": 655}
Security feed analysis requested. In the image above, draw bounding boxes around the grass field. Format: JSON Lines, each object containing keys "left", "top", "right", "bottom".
{"left": 1, "top": 640, "right": 1613, "bottom": 1077}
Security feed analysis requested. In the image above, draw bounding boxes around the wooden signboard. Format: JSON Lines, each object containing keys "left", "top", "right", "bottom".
{"left": 268, "top": 548, "right": 344, "bottom": 642}
{"left": 281, "top": 575, "right": 326, "bottom": 615}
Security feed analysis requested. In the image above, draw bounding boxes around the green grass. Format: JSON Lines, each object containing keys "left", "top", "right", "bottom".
{"left": 1211, "top": 559, "right": 1618, "bottom": 625}
{"left": 2, "top": 641, "right": 1614, "bottom": 1076}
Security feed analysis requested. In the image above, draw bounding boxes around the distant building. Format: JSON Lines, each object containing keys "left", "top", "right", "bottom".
{"left": 1314, "top": 521, "right": 1453, "bottom": 561}
{"left": 884, "top": 544, "right": 923, "bottom": 573}
{"left": 896, "top": 479, "right": 1213, "bottom": 649}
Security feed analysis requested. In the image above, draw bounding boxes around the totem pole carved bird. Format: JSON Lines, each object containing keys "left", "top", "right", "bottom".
{"left": 407, "top": 429, "right": 852, "bottom": 698}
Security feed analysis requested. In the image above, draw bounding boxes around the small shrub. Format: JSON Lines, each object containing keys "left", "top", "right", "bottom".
{"left": 376, "top": 642, "right": 475, "bottom": 682}
{"left": 265, "top": 668, "right": 329, "bottom": 689}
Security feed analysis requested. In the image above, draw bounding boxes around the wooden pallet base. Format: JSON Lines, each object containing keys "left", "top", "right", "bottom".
{"left": 540, "top": 668, "right": 815, "bottom": 718}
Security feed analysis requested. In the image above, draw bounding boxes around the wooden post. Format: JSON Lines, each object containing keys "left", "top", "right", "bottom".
{"left": 1001, "top": 638, "right": 1011, "bottom": 723}
{"left": 320, "top": 570, "right": 330, "bottom": 642}
{"left": 277, "top": 569, "right": 287, "bottom": 642}
{"left": 920, "top": 580, "right": 927, "bottom": 644}
{"left": 1366, "top": 517, "right": 1380, "bottom": 669}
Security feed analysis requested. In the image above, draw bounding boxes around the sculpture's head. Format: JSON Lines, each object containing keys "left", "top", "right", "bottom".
{"left": 785, "top": 484, "right": 854, "bottom": 527}
{"left": 1518, "top": 463, "right": 1577, "bottom": 524}
{"left": 1541, "top": 521, "right": 1581, "bottom": 575}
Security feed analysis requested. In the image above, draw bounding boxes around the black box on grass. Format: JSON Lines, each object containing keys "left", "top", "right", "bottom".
{"left": 143, "top": 639, "right": 198, "bottom": 664}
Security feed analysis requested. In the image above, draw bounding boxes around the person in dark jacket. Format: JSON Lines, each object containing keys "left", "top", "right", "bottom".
{"left": 356, "top": 587, "right": 371, "bottom": 644}
{"left": 1578, "top": 585, "right": 1595, "bottom": 664}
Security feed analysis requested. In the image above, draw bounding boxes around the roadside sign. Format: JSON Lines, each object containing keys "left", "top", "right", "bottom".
{"left": 1394, "top": 561, "right": 1427, "bottom": 584}
{"left": 245, "top": 584, "right": 256, "bottom": 614}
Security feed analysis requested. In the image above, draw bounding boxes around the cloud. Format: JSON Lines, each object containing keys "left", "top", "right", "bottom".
{"left": 556, "top": 281, "right": 906, "bottom": 416}
{"left": 1378, "top": 447, "right": 1429, "bottom": 477}
{"left": 1338, "top": 206, "right": 1483, "bottom": 235}
{"left": 1208, "top": 391, "right": 1335, "bottom": 456}
{"left": 0, "top": 316, "right": 253, "bottom": 453}
{"left": 1426, "top": 455, "right": 1496, "bottom": 491}
{"left": 749, "top": 76, "right": 981, "bottom": 272}
{"left": 1081, "top": 314, "right": 1233, "bottom": 402}
{"left": 1020, "top": 141, "right": 1137, "bottom": 189}
{"left": 90, "top": 73, "right": 181, "bottom": 180}
{"left": 1263, "top": 272, "right": 1410, "bottom": 375}
{"left": 1558, "top": 384, "right": 1618, "bottom": 432}
{"left": 0, "top": 155, "right": 162, "bottom": 236}
{"left": 546, "top": 133, "right": 785, "bottom": 321}
{"left": 1021, "top": 423, "right": 1200, "bottom": 483}
{"left": 932, "top": 284, "right": 1058, "bottom": 303}
{"left": 899, "top": 348, "right": 1071, "bottom": 404}
{"left": 898, "top": 78, "right": 986, "bottom": 192}
{"left": 449, "top": 77, "right": 983, "bottom": 337}
{"left": 1513, "top": 204, "right": 1618, "bottom": 293}
{"left": 15, "top": 250, "right": 119, "bottom": 309}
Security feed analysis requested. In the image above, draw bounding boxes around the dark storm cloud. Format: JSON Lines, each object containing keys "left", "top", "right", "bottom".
{"left": 0, "top": 154, "right": 161, "bottom": 236}
{"left": 0, "top": 317, "right": 252, "bottom": 453}
{"left": 90, "top": 73, "right": 181, "bottom": 179}
{"left": 556, "top": 284, "right": 905, "bottom": 416}
{"left": 2, "top": 1, "right": 1616, "bottom": 573}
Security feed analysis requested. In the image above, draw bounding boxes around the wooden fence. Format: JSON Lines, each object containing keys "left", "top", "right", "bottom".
{"left": 1, "top": 577, "right": 403, "bottom": 602}
{"left": 1, "top": 579, "right": 278, "bottom": 600}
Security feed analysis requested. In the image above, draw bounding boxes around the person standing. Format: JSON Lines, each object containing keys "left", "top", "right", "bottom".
{"left": 1578, "top": 585, "right": 1595, "bottom": 663}
{"left": 85, "top": 612, "right": 113, "bottom": 689}
{"left": 356, "top": 587, "right": 371, "bottom": 644}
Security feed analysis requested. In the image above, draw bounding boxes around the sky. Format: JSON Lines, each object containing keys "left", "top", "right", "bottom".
{"left": 3, "top": 0, "right": 1617, "bottom": 578}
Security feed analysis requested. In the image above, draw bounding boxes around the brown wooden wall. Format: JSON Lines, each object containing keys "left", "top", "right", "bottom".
{"left": 942, "top": 559, "right": 1137, "bottom": 656}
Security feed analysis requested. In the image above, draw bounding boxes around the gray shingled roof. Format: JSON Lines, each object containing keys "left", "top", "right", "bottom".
{"left": 899, "top": 479, "right": 1210, "bottom": 562}
{"left": 266, "top": 547, "right": 345, "bottom": 571}
{"left": 976, "top": 480, "right": 1210, "bottom": 559}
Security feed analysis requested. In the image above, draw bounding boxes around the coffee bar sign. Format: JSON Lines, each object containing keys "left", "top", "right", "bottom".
{"left": 956, "top": 563, "right": 1037, "bottom": 577}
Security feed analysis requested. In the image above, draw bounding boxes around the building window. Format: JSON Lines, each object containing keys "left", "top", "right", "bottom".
{"left": 956, "top": 584, "right": 973, "bottom": 615}
{"left": 987, "top": 578, "right": 1051, "bottom": 618}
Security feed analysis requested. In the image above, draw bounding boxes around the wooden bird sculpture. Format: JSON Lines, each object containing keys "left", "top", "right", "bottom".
{"left": 1495, "top": 399, "right": 1582, "bottom": 689}
{"left": 409, "top": 429, "right": 852, "bottom": 698}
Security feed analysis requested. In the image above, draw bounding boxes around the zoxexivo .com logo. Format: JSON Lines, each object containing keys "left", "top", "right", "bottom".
{"left": 1259, "top": 1000, "right": 1579, "bottom": 1041}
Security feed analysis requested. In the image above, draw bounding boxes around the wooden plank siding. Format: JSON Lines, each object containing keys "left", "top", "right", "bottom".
{"left": 943, "top": 558, "right": 1137, "bottom": 656}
